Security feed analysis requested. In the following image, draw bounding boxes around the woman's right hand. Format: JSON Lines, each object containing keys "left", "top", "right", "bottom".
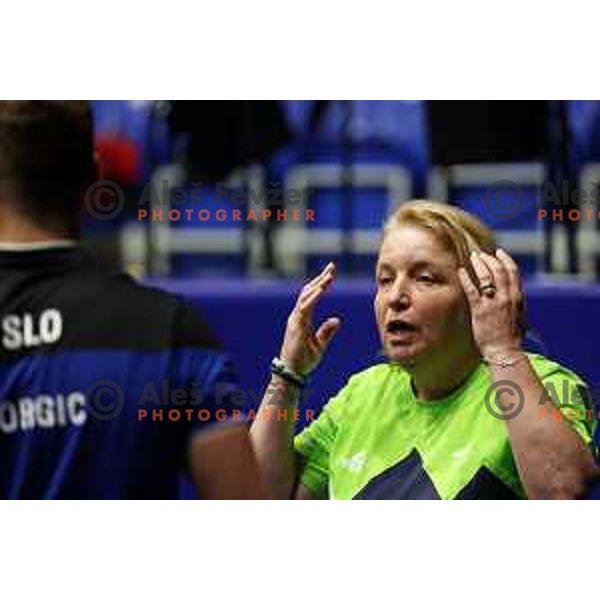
{"left": 278, "top": 262, "right": 341, "bottom": 376}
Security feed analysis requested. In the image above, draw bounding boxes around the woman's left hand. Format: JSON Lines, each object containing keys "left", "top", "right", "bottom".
{"left": 457, "top": 248, "right": 524, "bottom": 359}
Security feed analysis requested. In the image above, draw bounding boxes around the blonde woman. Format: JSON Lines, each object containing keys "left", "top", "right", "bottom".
{"left": 251, "top": 200, "right": 598, "bottom": 499}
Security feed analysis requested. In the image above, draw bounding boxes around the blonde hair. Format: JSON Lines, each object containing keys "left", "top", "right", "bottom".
{"left": 383, "top": 200, "right": 497, "bottom": 269}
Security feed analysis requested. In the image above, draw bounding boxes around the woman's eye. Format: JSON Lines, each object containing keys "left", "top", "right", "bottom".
{"left": 378, "top": 276, "right": 392, "bottom": 286}
{"left": 416, "top": 274, "right": 436, "bottom": 284}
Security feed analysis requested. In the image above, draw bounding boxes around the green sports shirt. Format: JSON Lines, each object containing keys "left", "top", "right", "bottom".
{"left": 294, "top": 354, "right": 594, "bottom": 499}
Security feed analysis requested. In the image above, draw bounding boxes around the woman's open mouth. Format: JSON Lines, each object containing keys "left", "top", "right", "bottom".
{"left": 385, "top": 319, "right": 418, "bottom": 342}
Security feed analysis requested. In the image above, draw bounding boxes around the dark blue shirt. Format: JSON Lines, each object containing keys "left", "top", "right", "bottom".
{"left": 0, "top": 246, "right": 242, "bottom": 498}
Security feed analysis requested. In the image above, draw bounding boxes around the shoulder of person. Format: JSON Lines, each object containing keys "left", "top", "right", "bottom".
{"left": 82, "top": 270, "right": 222, "bottom": 352}
{"left": 526, "top": 352, "right": 587, "bottom": 386}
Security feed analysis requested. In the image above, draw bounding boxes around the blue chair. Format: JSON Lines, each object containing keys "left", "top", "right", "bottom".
{"left": 275, "top": 162, "right": 412, "bottom": 276}
{"left": 271, "top": 101, "right": 426, "bottom": 276}
{"left": 120, "top": 164, "right": 265, "bottom": 278}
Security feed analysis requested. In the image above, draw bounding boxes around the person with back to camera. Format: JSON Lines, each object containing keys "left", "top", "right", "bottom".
{"left": 0, "top": 101, "right": 265, "bottom": 499}
{"left": 251, "top": 200, "right": 599, "bottom": 499}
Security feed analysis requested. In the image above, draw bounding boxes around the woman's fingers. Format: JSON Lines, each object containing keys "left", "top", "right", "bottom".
{"left": 469, "top": 252, "right": 494, "bottom": 290}
{"left": 477, "top": 252, "right": 509, "bottom": 298}
{"left": 315, "top": 317, "right": 341, "bottom": 350}
{"left": 461, "top": 250, "right": 525, "bottom": 356}
{"left": 495, "top": 248, "right": 522, "bottom": 303}
{"left": 295, "top": 263, "right": 336, "bottom": 313}
{"left": 298, "top": 273, "right": 335, "bottom": 316}
{"left": 297, "top": 262, "right": 336, "bottom": 304}
{"left": 458, "top": 267, "right": 479, "bottom": 305}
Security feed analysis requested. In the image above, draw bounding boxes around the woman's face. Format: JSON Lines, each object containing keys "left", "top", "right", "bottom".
{"left": 374, "top": 225, "right": 474, "bottom": 367}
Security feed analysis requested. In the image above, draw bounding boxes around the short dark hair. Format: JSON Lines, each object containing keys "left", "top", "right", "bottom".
{"left": 0, "top": 101, "right": 95, "bottom": 231}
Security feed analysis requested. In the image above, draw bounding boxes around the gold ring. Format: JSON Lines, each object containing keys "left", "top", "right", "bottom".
{"left": 480, "top": 284, "right": 497, "bottom": 298}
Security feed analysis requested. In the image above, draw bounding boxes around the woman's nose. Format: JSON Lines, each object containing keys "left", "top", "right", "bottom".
{"left": 388, "top": 280, "right": 411, "bottom": 310}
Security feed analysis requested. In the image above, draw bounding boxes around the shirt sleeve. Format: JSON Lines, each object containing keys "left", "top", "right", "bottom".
{"left": 172, "top": 300, "right": 249, "bottom": 432}
{"left": 535, "top": 359, "right": 597, "bottom": 450}
{"left": 293, "top": 378, "right": 354, "bottom": 498}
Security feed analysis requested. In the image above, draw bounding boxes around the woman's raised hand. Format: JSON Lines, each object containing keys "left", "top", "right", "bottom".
{"left": 278, "top": 262, "right": 341, "bottom": 376}
{"left": 458, "top": 248, "right": 524, "bottom": 359}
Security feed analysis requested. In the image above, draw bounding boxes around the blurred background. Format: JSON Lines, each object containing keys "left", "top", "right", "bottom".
{"left": 86, "top": 100, "right": 600, "bottom": 428}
